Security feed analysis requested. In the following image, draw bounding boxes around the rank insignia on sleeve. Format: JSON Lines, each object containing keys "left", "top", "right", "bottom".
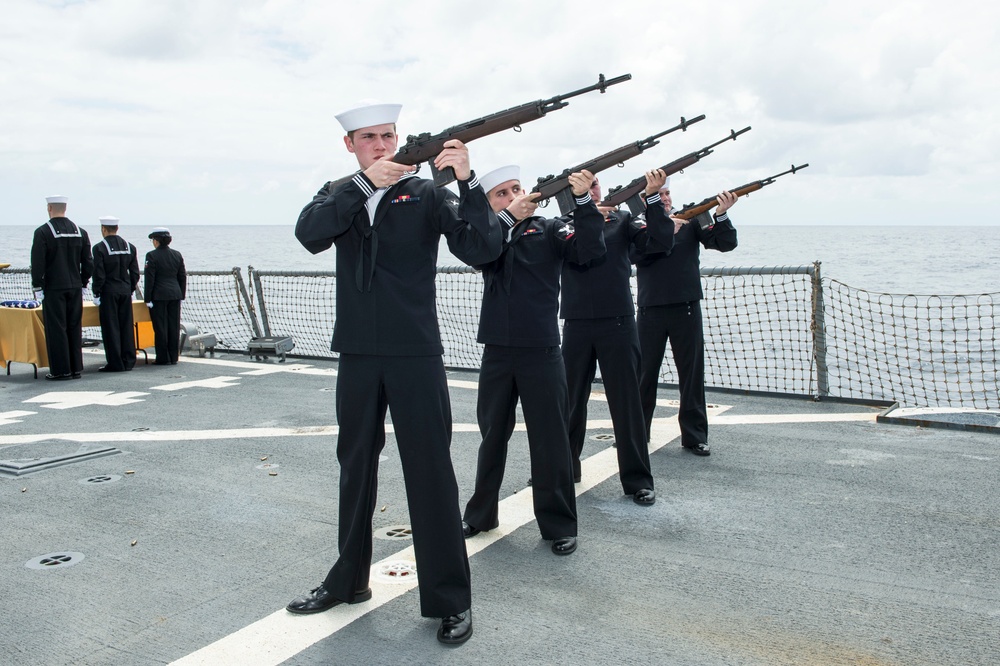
{"left": 557, "top": 223, "right": 575, "bottom": 237}
{"left": 445, "top": 198, "right": 459, "bottom": 208}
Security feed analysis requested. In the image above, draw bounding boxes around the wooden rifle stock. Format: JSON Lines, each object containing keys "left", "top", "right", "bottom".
{"left": 673, "top": 163, "right": 809, "bottom": 220}
{"left": 531, "top": 115, "right": 706, "bottom": 215}
{"left": 601, "top": 126, "right": 751, "bottom": 215}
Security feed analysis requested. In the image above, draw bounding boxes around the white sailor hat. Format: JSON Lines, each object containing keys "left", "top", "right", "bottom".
{"left": 335, "top": 101, "right": 402, "bottom": 133}
{"left": 148, "top": 227, "right": 171, "bottom": 238}
{"left": 99, "top": 216, "right": 120, "bottom": 226}
{"left": 479, "top": 165, "right": 521, "bottom": 195}
{"left": 662, "top": 176, "right": 671, "bottom": 189}
{"left": 45, "top": 195, "right": 68, "bottom": 204}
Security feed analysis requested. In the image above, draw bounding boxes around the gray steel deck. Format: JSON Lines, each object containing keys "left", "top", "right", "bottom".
{"left": 1, "top": 348, "right": 997, "bottom": 665}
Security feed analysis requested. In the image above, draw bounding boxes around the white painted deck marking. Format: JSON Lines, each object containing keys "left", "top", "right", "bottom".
{"left": 150, "top": 376, "right": 242, "bottom": 391}
{"left": 0, "top": 423, "right": 488, "bottom": 446}
{"left": 23, "top": 391, "right": 149, "bottom": 409}
{"left": 173, "top": 355, "right": 338, "bottom": 376}
{"left": 0, "top": 410, "right": 36, "bottom": 426}
{"left": 711, "top": 411, "right": 878, "bottom": 424}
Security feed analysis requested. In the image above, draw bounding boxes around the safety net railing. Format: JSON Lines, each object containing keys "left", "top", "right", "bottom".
{"left": 821, "top": 280, "right": 998, "bottom": 409}
{"left": 3, "top": 263, "right": 998, "bottom": 409}
{"left": 249, "top": 268, "right": 337, "bottom": 359}
{"left": 0, "top": 267, "right": 258, "bottom": 352}
{"left": 137, "top": 268, "right": 260, "bottom": 352}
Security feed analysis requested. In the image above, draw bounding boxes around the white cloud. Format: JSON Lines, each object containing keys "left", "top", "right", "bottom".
{"left": 1, "top": 0, "right": 998, "bottom": 228}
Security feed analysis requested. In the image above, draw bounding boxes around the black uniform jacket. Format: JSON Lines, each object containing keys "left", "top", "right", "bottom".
{"left": 143, "top": 246, "right": 187, "bottom": 301}
{"left": 633, "top": 209, "right": 738, "bottom": 307}
{"left": 560, "top": 196, "right": 674, "bottom": 320}
{"left": 477, "top": 195, "right": 605, "bottom": 348}
{"left": 295, "top": 170, "right": 501, "bottom": 356}
{"left": 92, "top": 235, "right": 140, "bottom": 297}
{"left": 30, "top": 217, "right": 93, "bottom": 291}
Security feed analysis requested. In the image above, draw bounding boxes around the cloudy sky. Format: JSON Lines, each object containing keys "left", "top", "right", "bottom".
{"left": 2, "top": 0, "right": 998, "bottom": 228}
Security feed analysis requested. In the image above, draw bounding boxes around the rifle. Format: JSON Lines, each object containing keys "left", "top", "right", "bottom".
{"left": 601, "top": 126, "right": 751, "bottom": 215}
{"left": 531, "top": 115, "right": 706, "bottom": 215}
{"left": 326, "top": 73, "right": 632, "bottom": 190}
{"left": 673, "top": 163, "right": 810, "bottom": 221}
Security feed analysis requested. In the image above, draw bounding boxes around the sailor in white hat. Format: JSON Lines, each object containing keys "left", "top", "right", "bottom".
{"left": 30, "top": 195, "right": 94, "bottom": 380}
{"left": 462, "top": 165, "right": 602, "bottom": 560}
{"left": 289, "top": 100, "right": 503, "bottom": 646}
{"left": 92, "top": 215, "right": 140, "bottom": 372}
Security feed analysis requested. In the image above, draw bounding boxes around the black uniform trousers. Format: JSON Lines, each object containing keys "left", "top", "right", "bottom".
{"left": 99, "top": 293, "right": 136, "bottom": 371}
{"left": 638, "top": 301, "right": 708, "bottom": 447}
{"left": 464, "top": 345, "right": 578, "bottom": 540}
{"left": 150, "top": 300, "right": 181, "bottom": 364}
{"left": 562, "top": 316, "right": 654, "bottom": 494}
{"left": 42, "top": 289, "right": 83, "bottom": 377}
{"left": 324, "top": 354, "right": 471, "bottom": 618}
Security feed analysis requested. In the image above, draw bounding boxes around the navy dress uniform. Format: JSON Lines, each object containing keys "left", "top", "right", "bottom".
{"left": 143, "top": 228, "right": 186, "bottom": 365}
{"left": 291, "top": 102, "right": 501, "bottom": 644}
{"left": 635, "top": 184, "right": 738, "bottom": 455}
{"left": 560, "top": 183, "right": 674, "bottom": 505}
{"left": 462, "top": 165, "right": 605, "bottom": 556}
{"left": 92, "top": 216, "right": 140, "bottom": 372}
{"left": 30, "top": 195, "right": 94, "bottom": 380}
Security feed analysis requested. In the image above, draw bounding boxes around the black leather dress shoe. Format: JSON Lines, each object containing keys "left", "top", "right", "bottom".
{"left": 684, "top": 442, "right": 711, "bottom": 456}
{"left": 45, "top": 373, "right": 72, "bottom": 381}
{"left": 437, "top": 609, "right": 472, "bottom": 645}
{"left": 286, "top": 585, "right": 372, "bottom": 614}
{"left": 551, "top": 536, "right": 577, "bottom": 555}
{"left": 462, "top": 521, "right": 481, "bottom": 538}
{"left": 633, "top": 489, "right": 656, "bottom": 505}
{"left": 98, "top": 366, "right": 123, "bottom": 373}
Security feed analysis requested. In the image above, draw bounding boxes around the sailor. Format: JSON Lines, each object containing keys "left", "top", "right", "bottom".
{"left": 30, "top": 195, "right": 94, "bottom": 380}
{"left": 635, "top": 180, "right": 739, "bottom": 456}
{"left": 91, "top": 216, "right": 140, "bottom": 372}
{"left": 291, "top": 101, "right": 501, "bottom": 645}
{"left": 559, "top": 170, "right": 675, "bottom": 505}
{"left": 143, "top": 227, "right": 186, "bottom": 365}
{"left": 461, "top": 165, "right": 604, "bottom": 557}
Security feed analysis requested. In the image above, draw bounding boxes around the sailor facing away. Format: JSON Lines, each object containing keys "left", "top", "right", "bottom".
{"left": 30, "top": 195, "right": 93, "bottom": 380}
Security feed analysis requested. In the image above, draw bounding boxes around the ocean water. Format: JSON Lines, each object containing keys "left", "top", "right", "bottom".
{"left": 3, "top": 224, "right": 1000, "bottom": 296}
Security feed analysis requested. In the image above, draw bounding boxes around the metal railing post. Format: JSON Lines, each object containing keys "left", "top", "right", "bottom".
{"left": 247, "top": 266, "right": 268, "bottom": 337}
{"left": 811, "top": 260, "right": 829, "bottom": 398}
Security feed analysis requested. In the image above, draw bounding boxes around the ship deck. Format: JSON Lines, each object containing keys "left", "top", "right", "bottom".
{"left": 1, "top": 348, "right": 998, "bottom": 665}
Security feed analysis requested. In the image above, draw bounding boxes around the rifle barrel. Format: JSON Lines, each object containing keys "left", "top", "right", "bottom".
{"left": 545, "top": 73, "right": 632, "bottom": 105}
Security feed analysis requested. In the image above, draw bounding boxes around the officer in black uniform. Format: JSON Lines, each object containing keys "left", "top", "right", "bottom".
{"left": 462, "top": 165, "right": 603, "bottom": 557}
{"left": 92, "top": 216, "right": 140, "bottom": 372}
{"left": 635, "top": 181, "right": 738, "bottom": 456}
{"left": 560, "top": 171, "right": 674, "bottom": 505}
{"left": 143, "top": 227, "right": 186, "bottom": 365}
{"left": 30, "top": 195, "right": 93, "bottom": 381}
{"left": 290, "top": 102, "right": 501, "bottom": 646}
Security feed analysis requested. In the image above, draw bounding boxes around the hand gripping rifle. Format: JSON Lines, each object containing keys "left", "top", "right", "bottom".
{"left": 673, "top": 163, "right": 810, "bottom": 220}
{"left": 601, "top": 126, "right": 752, "bottom": 216}
{"left": 327, "top": 73, "right": 632, "bottom": 190}
{"left": 530, "top": 115, "right": 706, "bottom": 215}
